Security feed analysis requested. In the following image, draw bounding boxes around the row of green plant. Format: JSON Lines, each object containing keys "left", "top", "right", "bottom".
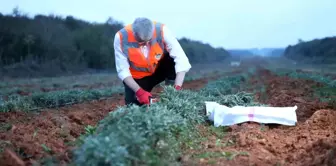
{"left": 273, "top": 70, "right": 335, "bottom": 87}
{"left": 0, "top": 73, "right": 121, "bottom": 98}
{"left": 0, "top": 69, "right": 229, "bottom": 112}
{"left": 0, "top": 73, "right": 119, "bottom": 89}
{"left": 0, "top": 81, "right": 121, "bottom": 99}
{"left": 0, "top": 86, "right": 123, "bottom": 112}
{"left": 0, "top": 69, "right": 225, "bottom": 97}
{"left": 68, "top": 73, "right": 262, "bottom": 166}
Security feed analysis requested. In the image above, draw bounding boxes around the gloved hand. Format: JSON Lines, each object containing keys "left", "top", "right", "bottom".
{"left": 174, "top": 85, "right": 182, "bottom": 90}
{"left": 135, "top": 88, "right": 152, "bottom": 105}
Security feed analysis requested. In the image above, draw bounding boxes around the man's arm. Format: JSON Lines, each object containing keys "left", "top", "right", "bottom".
{"left": 114, "top": 33, "right": 141, "bottom": 92}
{"left": 162, "top": 25, "right": 192, "bottom": 87}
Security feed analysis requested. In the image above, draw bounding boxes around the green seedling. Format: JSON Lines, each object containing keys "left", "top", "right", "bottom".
{"left": 41, "top": 144, "right": 52, "bottom": 153}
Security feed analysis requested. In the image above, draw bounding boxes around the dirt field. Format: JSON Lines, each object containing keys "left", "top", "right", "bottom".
{"left": 0, "top": 60, "right": 335, "bottom": 166}
{"left": 181, "top": 67, "right": 336, "bottom": 166}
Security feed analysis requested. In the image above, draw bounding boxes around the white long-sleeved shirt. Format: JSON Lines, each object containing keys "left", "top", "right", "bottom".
{"left": 114, "top": 25, "right": 192, "bottom": 81}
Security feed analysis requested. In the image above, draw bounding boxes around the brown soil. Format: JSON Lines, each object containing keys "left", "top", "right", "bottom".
{"left": 0, "top": 77, "right": 213, "bottom": 166}
{"left": 250, "top": 69, "right": 331, "bottom": 122}
{"left": 182, "top": 68, "right": 336, "bottom": 166}
{"left": 1, "top": 67, "right": 335, "bottom": 166}
{"left": 0, "top": 94, "right": 124, "bottom": 166}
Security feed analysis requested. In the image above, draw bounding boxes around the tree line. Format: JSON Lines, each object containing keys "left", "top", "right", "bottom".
{"left": 0, "top": 9, "right": 230, "bottom": 78}
{"left": 283, "top": 37, "right": 336, "bottom": 64}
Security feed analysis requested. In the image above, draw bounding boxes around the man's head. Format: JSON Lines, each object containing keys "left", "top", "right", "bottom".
{"left": 132, "top": 17, "right": 154, "bottom": 44}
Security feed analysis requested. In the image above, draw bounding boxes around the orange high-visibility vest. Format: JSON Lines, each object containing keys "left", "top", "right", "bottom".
{"left": 118, "top": 21, "right": 166, "bottom": 79}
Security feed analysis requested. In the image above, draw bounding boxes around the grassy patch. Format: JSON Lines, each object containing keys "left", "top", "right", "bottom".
{"left": 0, "top": 73, "right": 119, "bottom": 89}
{"left": 0, "top": 122, "right": 12, "bottom": 132}
{"left": 193, "top": 151, "right": 249, "bottom": 160}
{"left": 313, "top": 86, "right": 336, "bottom": 108}
{"left": 184, "top": 69, "right": 224, "bottom": 81}
{"left": 207, "top": 126, "right": 229, "bottom": 139}
{"left": 313, "top": 86, "right": 336, "bottom": 99}
{"left": 272, "top": 69, "right": 335, "bottom": 87}
{"left": 271, "top": 69, "right": 335, "bottom": 108}
{"left": 0, "top": 73, "right": 122, "bottom": 97}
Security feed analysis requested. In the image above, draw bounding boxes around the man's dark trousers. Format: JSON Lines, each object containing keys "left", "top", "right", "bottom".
{"left": 123, "top": 51, "right": 176, "bottom": 106}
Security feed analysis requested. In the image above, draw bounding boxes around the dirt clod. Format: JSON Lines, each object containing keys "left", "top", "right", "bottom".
{"left": 2, "top": 148, "right": 25, "bottom": 166}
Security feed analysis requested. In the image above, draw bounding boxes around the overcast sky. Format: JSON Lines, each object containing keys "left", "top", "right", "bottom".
{"left": 1, "top": 0, "right": 335, "bottom": 49}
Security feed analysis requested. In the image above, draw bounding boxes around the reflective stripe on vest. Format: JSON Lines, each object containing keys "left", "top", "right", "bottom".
{"left": 119, "top": 22, "right": 165, "bottom": 72}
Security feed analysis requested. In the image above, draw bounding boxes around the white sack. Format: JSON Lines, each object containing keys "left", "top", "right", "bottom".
{"left": 205, "top": 101, "right": 298, "bottom": 127}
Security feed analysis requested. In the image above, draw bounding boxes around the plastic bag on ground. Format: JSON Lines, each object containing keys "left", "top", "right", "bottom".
{"left": 205, "top": 101, "right": 298, "bottom": 127}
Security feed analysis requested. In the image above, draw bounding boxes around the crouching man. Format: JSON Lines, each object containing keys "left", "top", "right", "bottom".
{"left": 114, "top": 17, "right": 192, "bottom": 106}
